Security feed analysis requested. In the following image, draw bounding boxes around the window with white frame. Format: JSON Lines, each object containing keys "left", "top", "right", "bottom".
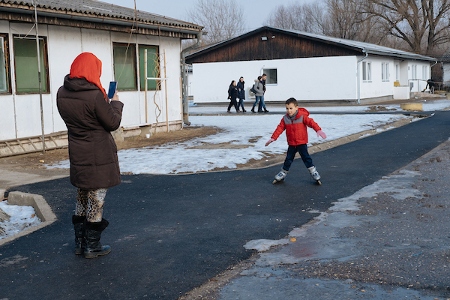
{"left": 112, "top": 43, "right": 161, "bottom": 91}
{"left": 138, "top": 44, "right": 160, "bottom": 91}
{"left": 411, "top": 64, "right": 417, "bottom": 79}
{"left": 362, "top": 61, "right": 371, "bottom": 82}
{"left": 262, "top": 68, "right": 277, "bottom": 84}
{"left": 382, "top": 62, "right": 389, "bottom": 82}
{"left": 422, "top": 65, "right": 428, "bottom": 80}
{"left": 113, "top": 43, "right": 137, "bottom": 91}
{"left": 13, "top": 35, "right": 49, "bottom": 93}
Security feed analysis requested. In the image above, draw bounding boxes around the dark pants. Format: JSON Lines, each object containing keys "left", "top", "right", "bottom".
{"left": 228, "top": 97, "right": 238, "bottom": 111}
{"left": 282, "top": 144, "right": 313, "bottom": 171}
{"left": 237, "top": 98, "right": 245, "bottom": 111}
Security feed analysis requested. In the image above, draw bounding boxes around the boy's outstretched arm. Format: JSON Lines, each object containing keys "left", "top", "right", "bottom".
{"left": 317, "top": 130, "right": 327, "bottom": 139}
{"left": 265, "top": 138, "right": 275, "bottom": 146}
{"left": 267, "top": 119, "right": 286, "bottom": 146}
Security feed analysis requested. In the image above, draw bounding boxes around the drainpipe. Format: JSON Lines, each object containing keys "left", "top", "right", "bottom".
{"left": 356, "top": 50, "right": 368, "bottom": 104}
{"left": 429, "top": 60, "right": 444, "bottom": 89}
{"left": 430, "top": 60, "right": 438, "bottom": 83}
{"left": 34, "top": 0, "right": 45, "bottom": 153}
{"left": 181, "top": 32, "right": 202, "bottom": 126}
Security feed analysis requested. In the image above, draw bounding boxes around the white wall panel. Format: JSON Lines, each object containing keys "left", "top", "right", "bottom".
{"left": 0, "top": 96, "right": 17, "bottom": 140}
{"left": 191, "top": 56, "right": 358, "bottom": 103}
{"left": 47, "top": 26, "right": 83, "bottom": 133}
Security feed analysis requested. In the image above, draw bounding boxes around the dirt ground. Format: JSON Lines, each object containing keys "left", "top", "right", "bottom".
{"left": 0, "top": 126, "right": 221, "bottom": 175}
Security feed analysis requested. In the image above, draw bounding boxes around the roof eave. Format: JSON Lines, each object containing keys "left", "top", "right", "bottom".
{"left": 0, "top": 3, "right": 203, "bottom": 37}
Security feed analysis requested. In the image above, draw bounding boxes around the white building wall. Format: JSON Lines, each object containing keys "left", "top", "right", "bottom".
{"left": 359, "top": 57, "right": 432, "bottom": 100}
{"left": 359, "top": 56, "right": 394, "bottom": 100}
{"left": 398, "top": 61, "right": 409, "bottom": 86}
{"left": 191, "top": 56, "right": 358, "bottom": 104}
{"left": 0, "top": 20, "right": 14, "bottom": 140}
{"left": 443, "top": 63, "right": 450, "bottom": 85}
{"left": 48, "top": 26, "right": 83, "bottom": 134}
{"left": 0, "top": 20, "right": 184, "bottom": 141}
{"left": 190, "top": 54, "right": 433, "bottom": 104}
{"left": 407, "top": 61, "right": 432, "bottom": 92}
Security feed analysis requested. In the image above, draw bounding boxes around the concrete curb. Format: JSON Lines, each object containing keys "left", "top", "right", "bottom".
{"left": 0, "top": 190, "right": 57, "bottom": 246}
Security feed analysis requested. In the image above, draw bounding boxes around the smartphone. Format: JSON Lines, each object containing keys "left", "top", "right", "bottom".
{"left": 107, "top": 81, "right": 117, "bottom": 99}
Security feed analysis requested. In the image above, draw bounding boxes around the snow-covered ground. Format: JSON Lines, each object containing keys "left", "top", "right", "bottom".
{"left": 0, "top": 200, "right": 41, "bottom": 240}
{"left": 46, "top": 102, "right": 442, "bottom": 174}
{"left": 2, "top": 100, "right": 450, "bottom": 240}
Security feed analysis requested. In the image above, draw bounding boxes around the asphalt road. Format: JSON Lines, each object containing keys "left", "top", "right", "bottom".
{"left": 1, "top": 111, "right": 450, "bottom": 299}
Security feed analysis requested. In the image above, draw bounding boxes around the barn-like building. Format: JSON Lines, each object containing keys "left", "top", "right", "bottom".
{"left": 186, "top": 26, "right": 436, "bottom": 105}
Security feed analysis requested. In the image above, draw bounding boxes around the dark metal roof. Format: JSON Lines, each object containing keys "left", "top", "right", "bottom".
{"left": 284, "top": 28, "right": 437, "bottom": 62}
{"left": 0, "top": 0, "right": 203, "bottom": 36}
{"left": 187, "top": 26, "right": 436, "bottom": 62}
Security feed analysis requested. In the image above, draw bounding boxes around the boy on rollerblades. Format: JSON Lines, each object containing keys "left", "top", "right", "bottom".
{"left": 265, "top": 97, "right": 327, "bottom": 184}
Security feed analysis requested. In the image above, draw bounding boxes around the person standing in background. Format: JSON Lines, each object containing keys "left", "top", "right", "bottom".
{"left": 237, "top": 76, "right": 246, "bottom": 112}
{"left": 258, "top": 73, "right": 269, "bottom": 113}
{"left": 227, "top": 80, "right": 239, "bottom": 113}
{"left": 251, "top": 75, "right": 269, "bottom": 113}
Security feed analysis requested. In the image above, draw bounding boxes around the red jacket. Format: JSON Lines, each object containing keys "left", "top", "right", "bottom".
{"left": 271, "top": 108, "right": 321, "bottom": 146}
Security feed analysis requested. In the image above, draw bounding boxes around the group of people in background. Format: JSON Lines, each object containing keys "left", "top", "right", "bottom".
{"left": 227, "top": 74, "right": 269, "bottom": 113}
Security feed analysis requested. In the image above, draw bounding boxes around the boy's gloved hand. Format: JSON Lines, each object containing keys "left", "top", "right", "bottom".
{"left": 265, "top": 138, "right": 275, "bottom": 146}
{"left": 317, "top": 130, "right": 327, "bottom": 139}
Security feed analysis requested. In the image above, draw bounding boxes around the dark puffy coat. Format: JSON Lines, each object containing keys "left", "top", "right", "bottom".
{"left": 228, "top": 85, "right": 238, "bottom": 100}
{"left": 57, "top": 75, "right": 124, "bottom": 189}
{"left": 237, "top": 81, "right": 245, "bottom": 99}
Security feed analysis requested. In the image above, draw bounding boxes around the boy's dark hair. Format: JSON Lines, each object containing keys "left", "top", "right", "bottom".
{"left": 285, "top": 97, "right": 298, "bottom": 106}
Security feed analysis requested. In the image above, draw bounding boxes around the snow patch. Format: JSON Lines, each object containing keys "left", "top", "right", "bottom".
{"left": 244, "top": 238, "right": 290, "bottom": 252}
{"left": 0, "top": 201, "right": 41, "bottom": 240}
{"left": 46, "top": 114, "right": 414, "bottom": 174}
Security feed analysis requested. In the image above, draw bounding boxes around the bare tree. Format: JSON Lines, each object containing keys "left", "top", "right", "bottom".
{"left": 323, "top": 0, "right": 365, "bottom": 39}
{"left": 266, "top": 2, "right": 327, "bottom": 34}
{"left": 265, "top": 0, "right": 450, "bottom": 56}
{"left": 363, "top": 0, "right": 450, "bottom": 55}
{"left": 187, "top": 0, "right": 246, "bottom": 45}
{"left": 319, "top": 0, "right": 388, "bottom": 44}
{"left": 266, "top": 1, "right": 381, "bottom": 42}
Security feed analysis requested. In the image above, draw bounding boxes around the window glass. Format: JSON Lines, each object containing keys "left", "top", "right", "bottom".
{"left": 262, "top": 68, "right": 277, "bottom": 84}
{"left": 411, "top": 64, "right": 417, "bottom": 79}
{"left": 362, "top": 62, "right": 371, "bottom": 81}
{"left": 422, "top": 65, "right": 428, "bottom": 80}
{"left": 139, "top": 45, "right": 160, "bottom": 91}
{"left": 0, "top": 36, "right": 9, "bottom": 93}
{"left": 382, "top": 62, "right": 389, "bottom": 82}
{"left": 113, "top": 43, "right": 137, "bottom": 90}
{"left": 13, "top": 36, "right": 48, "bottom": 93}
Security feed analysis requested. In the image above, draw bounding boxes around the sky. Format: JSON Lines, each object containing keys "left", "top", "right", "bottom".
{"left": 100, "top": 0, "right": 316, "bottom": 31}
{"left": 2, "top": 100, "right": 450, "bottom": 242}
